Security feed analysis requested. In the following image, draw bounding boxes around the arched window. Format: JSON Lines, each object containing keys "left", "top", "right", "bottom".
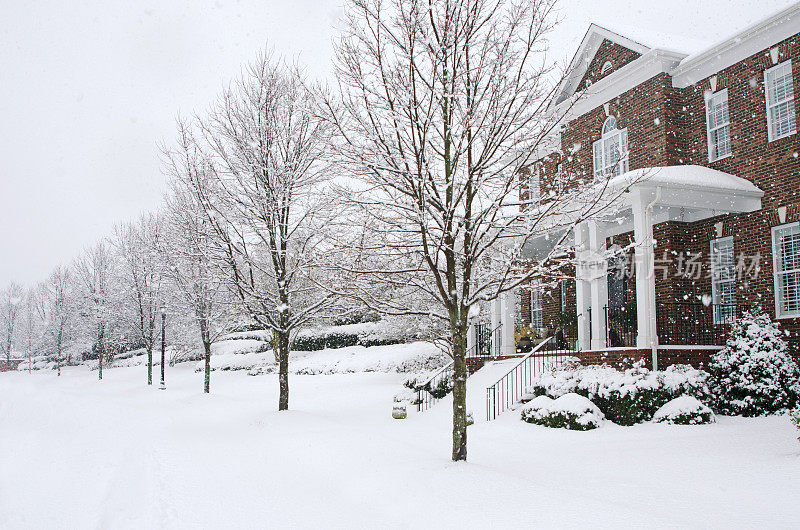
{"left": 601, "top": 61, "right": 613, "bottom": 76}
{"left": 593, "top": 116, "right": 628, "bottom": 179}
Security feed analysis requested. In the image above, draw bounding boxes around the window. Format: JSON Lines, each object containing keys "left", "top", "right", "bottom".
{"left": 710, "top": 237, "right": 736, "bottom": 323}
{"left": 601, "top": 61, "right": 613, "bottom": 76}
{"left": 772, "top": 223, "right": 800, "bottom": 318}
{"left": 705, "top": 89, "right": 731, "bottom": 161}
{"left": 554, "top": 163, "right": 565, "bottom": 194}
{"left": 560, "top": 279, "right": 568, "bottom": 312}
{"left": 592, "top": 116, "right": 628, "bottom": 179}
{"left": 530, "top": 287, "right": 543, "bottom": 329}
{"left": 528, "top": 164, "right": 541, "bottom": 202}
{"left": 765, "top": 61, "right": 796, "bottom": 141}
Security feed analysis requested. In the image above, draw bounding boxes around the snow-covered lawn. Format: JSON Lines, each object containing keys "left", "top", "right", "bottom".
{"left": 2, "top": 362, "right": 799, "bottom": 529}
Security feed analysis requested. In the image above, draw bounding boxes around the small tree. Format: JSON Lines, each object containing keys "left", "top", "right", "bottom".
{"left": 40, "top": 266, "right": 73, "bottom": 376}
{"left": 0, "top": 282, "right": 23, "bottom": 363}
{"left": 709, "top": 310, "right": 800, "bottom": 416}
{"left": 193, "top": 52, "right": 336, "bottom": 410}
{"left": 75, "top": 242, "right": 117, "bottom": 380}
{"left": 162, "top": 118, "right": 231, "bottom": 393}
{"left": 115, "top": 216, "right": 164, "bottom": 385}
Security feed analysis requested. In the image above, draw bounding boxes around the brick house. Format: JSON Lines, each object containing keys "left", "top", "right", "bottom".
{"left": 494, "top": 4, "right": 800, "bottom": 370}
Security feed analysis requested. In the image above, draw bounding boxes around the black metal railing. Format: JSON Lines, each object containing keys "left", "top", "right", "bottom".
{"left": 486, "top": 335, "right": 578, "bottom": 421}
{"left": 466, "top": 323, "right": 502, "bottom": 359}
{"left": 656, "top": 302, "right": 746, "bottom": 346}
{"left": 604, "top": 304, "right": 636, "bottom": 348}
{"left": 415, "top": 361, "right": 454, "bottom": 413}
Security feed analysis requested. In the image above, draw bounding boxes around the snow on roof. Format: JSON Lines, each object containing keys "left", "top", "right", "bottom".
{"left": 677, "top": 1, "right": 800, "bottom": 66}
{"left": 608, "top": 165, "right": 764, "bottom": 196}
{"left": 595, "top": 23, "right": 713, "bottom": 58}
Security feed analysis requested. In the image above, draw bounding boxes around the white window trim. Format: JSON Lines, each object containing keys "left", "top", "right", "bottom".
{"left": 592, "top": 117, "right": 629, "bottom": 179}
{"left": 710, "top": 236, "right": 736, "bottom": 324}
{"left": 772, "top": 222, "right": 800, "bottom": 319}
{"left": 764, "top": 61, "right": 797, "bottom": 142}
{"left": 601, "top": 61, "right": 613, "bottom": 76}
{"left": 705, "top": 89, "right": 732, "bottom": 162}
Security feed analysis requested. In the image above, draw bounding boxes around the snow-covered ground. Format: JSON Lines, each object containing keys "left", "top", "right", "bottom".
{"left": 2, "top": 360, "right": 799, "bottom": 529}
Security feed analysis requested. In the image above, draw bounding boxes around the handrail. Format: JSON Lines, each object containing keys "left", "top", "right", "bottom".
{"left": 466, "top": 323, "right": 503, "bottom": 358}
{"left": 487, "top": 336, "right": 552, "bottom": 390}
{"left": 415, "top": 360, "right": 454, "bottom": 412}
{"left": 486, "top": 335, "right": 575, "bottom": 421}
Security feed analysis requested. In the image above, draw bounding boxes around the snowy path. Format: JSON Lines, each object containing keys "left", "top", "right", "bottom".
{"left": 1, "top": 364, "right": 799, "bottom": 529}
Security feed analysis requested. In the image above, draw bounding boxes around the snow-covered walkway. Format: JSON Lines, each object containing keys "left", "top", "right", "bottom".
{"left": 1, "top": 363, "right": 798, "bottom": 529}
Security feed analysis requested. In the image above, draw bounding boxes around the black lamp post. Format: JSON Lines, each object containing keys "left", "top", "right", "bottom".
{"left": 160, "top": 305, "right": 166, "bottom": 390}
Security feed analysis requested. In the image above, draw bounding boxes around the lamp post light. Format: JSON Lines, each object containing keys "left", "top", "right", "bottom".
{"left": 160, "top": 305, "right": 166, "bottom": 390}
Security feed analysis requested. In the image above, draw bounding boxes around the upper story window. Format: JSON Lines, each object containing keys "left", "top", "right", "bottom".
{"left": 772, "top": 222, "right": 800, "bottom": 318}
{"left": 601, "top": 61, "right": 613, "bottom": 76}
{"left": 710, "top": 236, "right": 736, "bottom": 323}
{"left": 554, "top": 162, "right": 565, "bottom": 194}
{"left": 765, "top": 61, "right": 796, "bottom": 142}
{"left": 705, "top": 89, "right": 731, "bottom": 162}
{"left": 592, "top": 116, "right": 628, "bottom": 179}
{"left": 528, "top": 164, "right": 541, "bottom": 202}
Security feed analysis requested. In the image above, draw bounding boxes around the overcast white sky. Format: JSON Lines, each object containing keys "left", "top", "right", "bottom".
{"left": 1, "top": 0, "right": 795, "bottom": 286}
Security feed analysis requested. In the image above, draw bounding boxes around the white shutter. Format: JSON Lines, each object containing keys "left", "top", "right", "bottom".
{"left": 619, "top": 128, "right": 628, "bottom": 173}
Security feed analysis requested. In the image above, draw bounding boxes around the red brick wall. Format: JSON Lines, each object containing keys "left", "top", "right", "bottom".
{"left": 577, "top": 39, "right": 642, "bottom": 92}
{"left": 0, "top": 359, "right": 23, "bottom": 372}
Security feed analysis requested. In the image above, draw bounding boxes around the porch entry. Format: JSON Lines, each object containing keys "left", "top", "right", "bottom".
{"left": 572, "top": 166, "right": 763, "bottom": 355}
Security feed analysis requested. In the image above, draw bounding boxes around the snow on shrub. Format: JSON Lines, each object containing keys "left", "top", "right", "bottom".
{"left": 520, "top": 394, "right": 604, "bottom": 431}
{"left": 791, "top": 407, "right": 800, "bottom": 442}
{"left": 708, "top": 310, "right": 800, "bottom": 416}
{"left": 652, "top": 395, "right": 716, "bottom": 425}
{"left": 528, "top": 362, "right": 709, "bottom": 426}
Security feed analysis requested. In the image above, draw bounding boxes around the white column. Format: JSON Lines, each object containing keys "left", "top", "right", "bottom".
{"left": 491, "top": 298, "right": 501, "bottom": 331}
{"left": 588, "top": 220, "right": 608, "bottom": 350}
{"left": 499, "top": 292, "right": 516, "bottom": 356}
{"left": 466, "top": 322, "right": 475, "bottom": 355}
{"left": 632, "top": 189, "right": 658, "bottom": 351}
{"left": 574, "top": 223, "right": 591, "bottom": 351}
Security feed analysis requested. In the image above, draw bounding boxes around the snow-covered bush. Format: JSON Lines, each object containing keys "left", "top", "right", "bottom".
{"left": 528, "top": 362, "right": 709, "bottom": 426}
{"left": 708, "top": 310, "right": 800, "bottom": 416}
{"left": 791, "top": 407, "right": 800, "bottom": 442}
{"left": 521, "top": 394, "right": 604, "bottom": 431}
{"left": 652, "top": 395, "right": 716, "bottom": 425}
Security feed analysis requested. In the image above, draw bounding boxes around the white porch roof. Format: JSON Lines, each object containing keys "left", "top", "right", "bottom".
{"left": 599, "top": 165, "right": 764, "bottom": 237}
{"left": 520, "top": 165, "right": 763, "bottom": 259}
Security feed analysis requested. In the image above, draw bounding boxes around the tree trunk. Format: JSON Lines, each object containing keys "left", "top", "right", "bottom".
{"left": 277, "top": 331, "right": 290, "bottom": 411}
{"left": 98, "top": 325, "right": 104, "bottom": 381}
{"left": 451, "top": 328, "right": 468, "bottom": 462}
{"left": 147, "top": 344, "right": 153, "bottom": 385}
{"left": 203, "top": 339, "right": 211, "bottom": 394}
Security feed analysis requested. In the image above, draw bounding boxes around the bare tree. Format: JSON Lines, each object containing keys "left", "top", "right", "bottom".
{"left": 21, "top": 286, "right": 42, "bottom": 373}
{"left": 114, "top": 216, "right": 164, "bottom": 385}
{"left": 0, "top": 282, "right": 23, "bottom": 363}
{"left": 75, "top": 242, "right": 116, "bottom": 380}
{"left": 40, "top": 266, "right": 73, "bottom": 376}
{"left": 162, "top": 118, "right": 231, "bottom": 393}
{"left": 325, "top": 0, "right": 624, "bottom": 461}
{"left": 194, "top": 52, "right": 335, "bottom": 410}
